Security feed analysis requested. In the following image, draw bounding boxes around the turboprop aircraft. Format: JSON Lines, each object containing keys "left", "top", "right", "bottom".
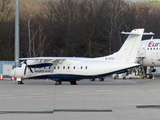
{"left": 9, "top": 28, "right": 146, "bottom": 85}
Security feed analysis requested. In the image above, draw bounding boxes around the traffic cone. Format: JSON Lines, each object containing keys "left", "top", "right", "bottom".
{"left": 12, "top": 80, "right": 16, "bottom": 84}
{"left": 0, "top": 75, "right": 4, "bottom": 80}
{"left": 152, "top": 75, "right": 155, "bottom": 80}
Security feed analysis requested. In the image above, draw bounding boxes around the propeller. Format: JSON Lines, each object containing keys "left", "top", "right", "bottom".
{"left": 23, "top": 60, "right": 27, "bottom": 75}
{"left": 60, "top": 50, "right": 63, "bottom": 57}
{"left": 23, "top": 60, "right": 33, "bottom": 75}
{"left": 28, "top": 49, "right": 31, "bottom": 58}
{"left": 21, "top": 51, "right": 25, "bottom": 58}
{"left": 21, "top": 50, "right": 33, "bottom": 75}
{"left": 54, "top": 51, "right": 58, "bottom": 57}
{"left": 54, "top": 50, "right": 63, "bottom": 57}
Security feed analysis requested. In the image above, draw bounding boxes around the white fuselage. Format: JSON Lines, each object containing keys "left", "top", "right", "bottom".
{"left": 10, "top": 59, "right": 138, "bottom": 81}
{"left": 138, "top": 39, "right": 160, "bottom": 67}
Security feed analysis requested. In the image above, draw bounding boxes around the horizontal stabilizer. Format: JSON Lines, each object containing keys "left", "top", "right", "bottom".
{"left": 121, "top": 31, "right": 154, "bottom": 36}
{"left": 143, "top": 32, "right": 155, "bottom": 35}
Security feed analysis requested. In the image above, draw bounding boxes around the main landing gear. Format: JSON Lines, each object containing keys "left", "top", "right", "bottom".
{"left": 55, "top": 81, "right": 77, "bottom": 85}
{"left": 146, "top": 66, "right": 156, "bottom": 79}
{"left": 55, "top": 81, "right": 62, "bottom": 85}
{"left": 17, "top": 81, "right": 24, "bottom": 84}
{"left": 99, "top": 77, "right": 104, "bottom": 81}
{"left": 70, "top": 81, "right": 77, "bottom": 85}
{"left": 90, "top": 78, "right": 104, "bottom": 82}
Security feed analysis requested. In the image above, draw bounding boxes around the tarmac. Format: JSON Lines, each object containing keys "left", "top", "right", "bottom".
{"left": 0, "top": 77, "right": 160, "bottom": 120}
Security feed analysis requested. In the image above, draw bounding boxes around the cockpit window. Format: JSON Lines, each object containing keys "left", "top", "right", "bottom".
{"left": 18, "top": 63, "right": 22, "bottom": 67}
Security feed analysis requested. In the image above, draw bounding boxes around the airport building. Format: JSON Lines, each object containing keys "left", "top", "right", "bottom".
{"left": 0, "top": 61, "right": 14, "bottom": 76}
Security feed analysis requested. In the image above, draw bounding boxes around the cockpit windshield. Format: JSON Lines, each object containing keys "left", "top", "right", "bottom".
{"left": 18, "top": 63, "right": 22, "bottom": 67}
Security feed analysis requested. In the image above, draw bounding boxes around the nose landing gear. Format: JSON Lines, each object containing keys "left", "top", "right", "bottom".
{"left": 17, "top": 81, "right": 24, "bottom": 84}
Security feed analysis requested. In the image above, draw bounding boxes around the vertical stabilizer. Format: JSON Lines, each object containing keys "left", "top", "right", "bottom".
{"left": 114, "top": 29, "right": 144, "bottom": 63}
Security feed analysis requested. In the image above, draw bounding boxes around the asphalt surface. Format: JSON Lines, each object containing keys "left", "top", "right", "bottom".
{"left": 0, "top": 77, "right": 160, "bottom": 120}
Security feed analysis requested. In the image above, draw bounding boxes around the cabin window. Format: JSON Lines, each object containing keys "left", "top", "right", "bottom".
{"left": 67, "top": 66, "right": 70, "bottom": 69}
{"left": 58, "top": 66, "right": 60, "bottom": 69}
{"left": 81, "top": 66, "right": 83, "bottom": 69}
{"left": 157, "top": 48, "right": 158, "bottom": 50}
{"left": 150, "top": 48, "right": 152, "bottom": 50}
{"left": 73, "top": 66, "right": 75, "bottom": 69}
{"left": 63, "top": 66, "right": 65, "bottom": 69}
{"left": 153, "top": 48, "right": 155, "bottom": 50}
{"left": 85, "top": 66, "right": 87, "bottom": 69}
{"left": 54, "top": 66, "right": 56, "bottom": 69}
{"left": 147, "top": 48, "right": 149, "bottom": 50}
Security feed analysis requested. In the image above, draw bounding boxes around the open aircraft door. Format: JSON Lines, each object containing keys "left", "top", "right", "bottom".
{"left": 137, "top": 42, "right": 146, "bottom": 57}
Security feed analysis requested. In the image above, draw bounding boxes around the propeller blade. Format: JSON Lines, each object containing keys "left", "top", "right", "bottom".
{"left": 29, "top": 68, "right": 33, "bottom": 73}
{"left": 54, "top": 51, "right": 58, "bottom": 57}
{"left": 28, "top": 49, "right": 31, "bottom": 57}
{"left": 21, "top": 51, "right": 25, "bottom": 58}
{"left": 60, "top": 50, "right": 63, "bottom": 57}
{"left": 24, "top": 65, "right": 27, "bottom": 75}
{"left": 23, "top": 60, "right": 27, "bottom": 75}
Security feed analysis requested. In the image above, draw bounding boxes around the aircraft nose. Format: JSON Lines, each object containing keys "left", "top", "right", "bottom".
{"left": 9, "top": 69, "right": 14, "bottom": 77}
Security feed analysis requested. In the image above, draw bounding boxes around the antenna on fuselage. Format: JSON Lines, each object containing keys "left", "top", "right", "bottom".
{"left": 151, "top": 36, "right": 154, "bottom": 40}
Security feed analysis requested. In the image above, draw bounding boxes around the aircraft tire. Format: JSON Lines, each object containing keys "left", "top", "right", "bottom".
{"left": 99, "top": 78, "right": 104, "bottom": 81}
{"left": 17, "top": 81, "right": 21, "bottom": 84}
{"left": 146, "top": 74, "right": 153, "bottom": 79}
{"left": 55, "top": 81, "right": 62, "bottom": 85}
{"left": 90, "top": 79, "right": 95, "bottom": 81}
{"left": 70, "top": 81, "right": 77, "bottom": 85}
{"left": 17, "top": 81, "right": 24, "bottom": 84}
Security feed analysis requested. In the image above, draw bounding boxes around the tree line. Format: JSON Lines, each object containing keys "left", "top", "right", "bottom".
{"left": 0, "top": 0, "right": 160, "bottom": 60}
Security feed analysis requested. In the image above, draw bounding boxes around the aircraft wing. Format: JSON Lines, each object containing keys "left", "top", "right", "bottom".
{"left": 19, "top": 57, "right": 93, "bottom": 62}
{"left": 20, "top": 57, "right": 69, "bottom": 63}
{"left": 19, "top": 57, "right": 77, "bottom": 68}
{"left": 20, "top": 57, "right": 84, "bottom": 65}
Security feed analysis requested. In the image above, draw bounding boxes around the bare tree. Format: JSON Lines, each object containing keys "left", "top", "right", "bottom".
{"left": 41, "top": 0, "right": 80, "bottom": 56}
{"left": 101, "top": 0, "right": 126, "bottom": 54}
{"left": 20, "top": 0, "right": 51, "bottom": 57}
{"left": 0, "top": 0, "right": 14, "bottom": 60}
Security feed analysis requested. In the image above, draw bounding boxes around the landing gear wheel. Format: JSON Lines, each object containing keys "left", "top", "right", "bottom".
{"left": 17, "top": 81, "right": 24, "bottom": 84}
{"left": 70, "top": 81, "right": 77, "bottom": 85}
{"left": 90, "top": 79, "right": 95, "bottom": 81}
{"left": 55, "top": 81, "right": 62, "bottom": 85}
{"left": 146, "top": 74, "right": 153, "bottom": 79}
{"left": 113, "top": 74, "right": 119, "bottom": 79}
{"left": 99, "top": 78, "right": 104, "bottom": 81}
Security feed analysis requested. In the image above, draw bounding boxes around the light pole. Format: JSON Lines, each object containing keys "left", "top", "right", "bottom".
{"left": 15, "top": 0, "right": 20, "bottom": 67}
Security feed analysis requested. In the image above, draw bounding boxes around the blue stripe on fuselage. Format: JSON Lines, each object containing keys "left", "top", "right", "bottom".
{"left": 24, "top": 67, "right": 135, "bottom": 81}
